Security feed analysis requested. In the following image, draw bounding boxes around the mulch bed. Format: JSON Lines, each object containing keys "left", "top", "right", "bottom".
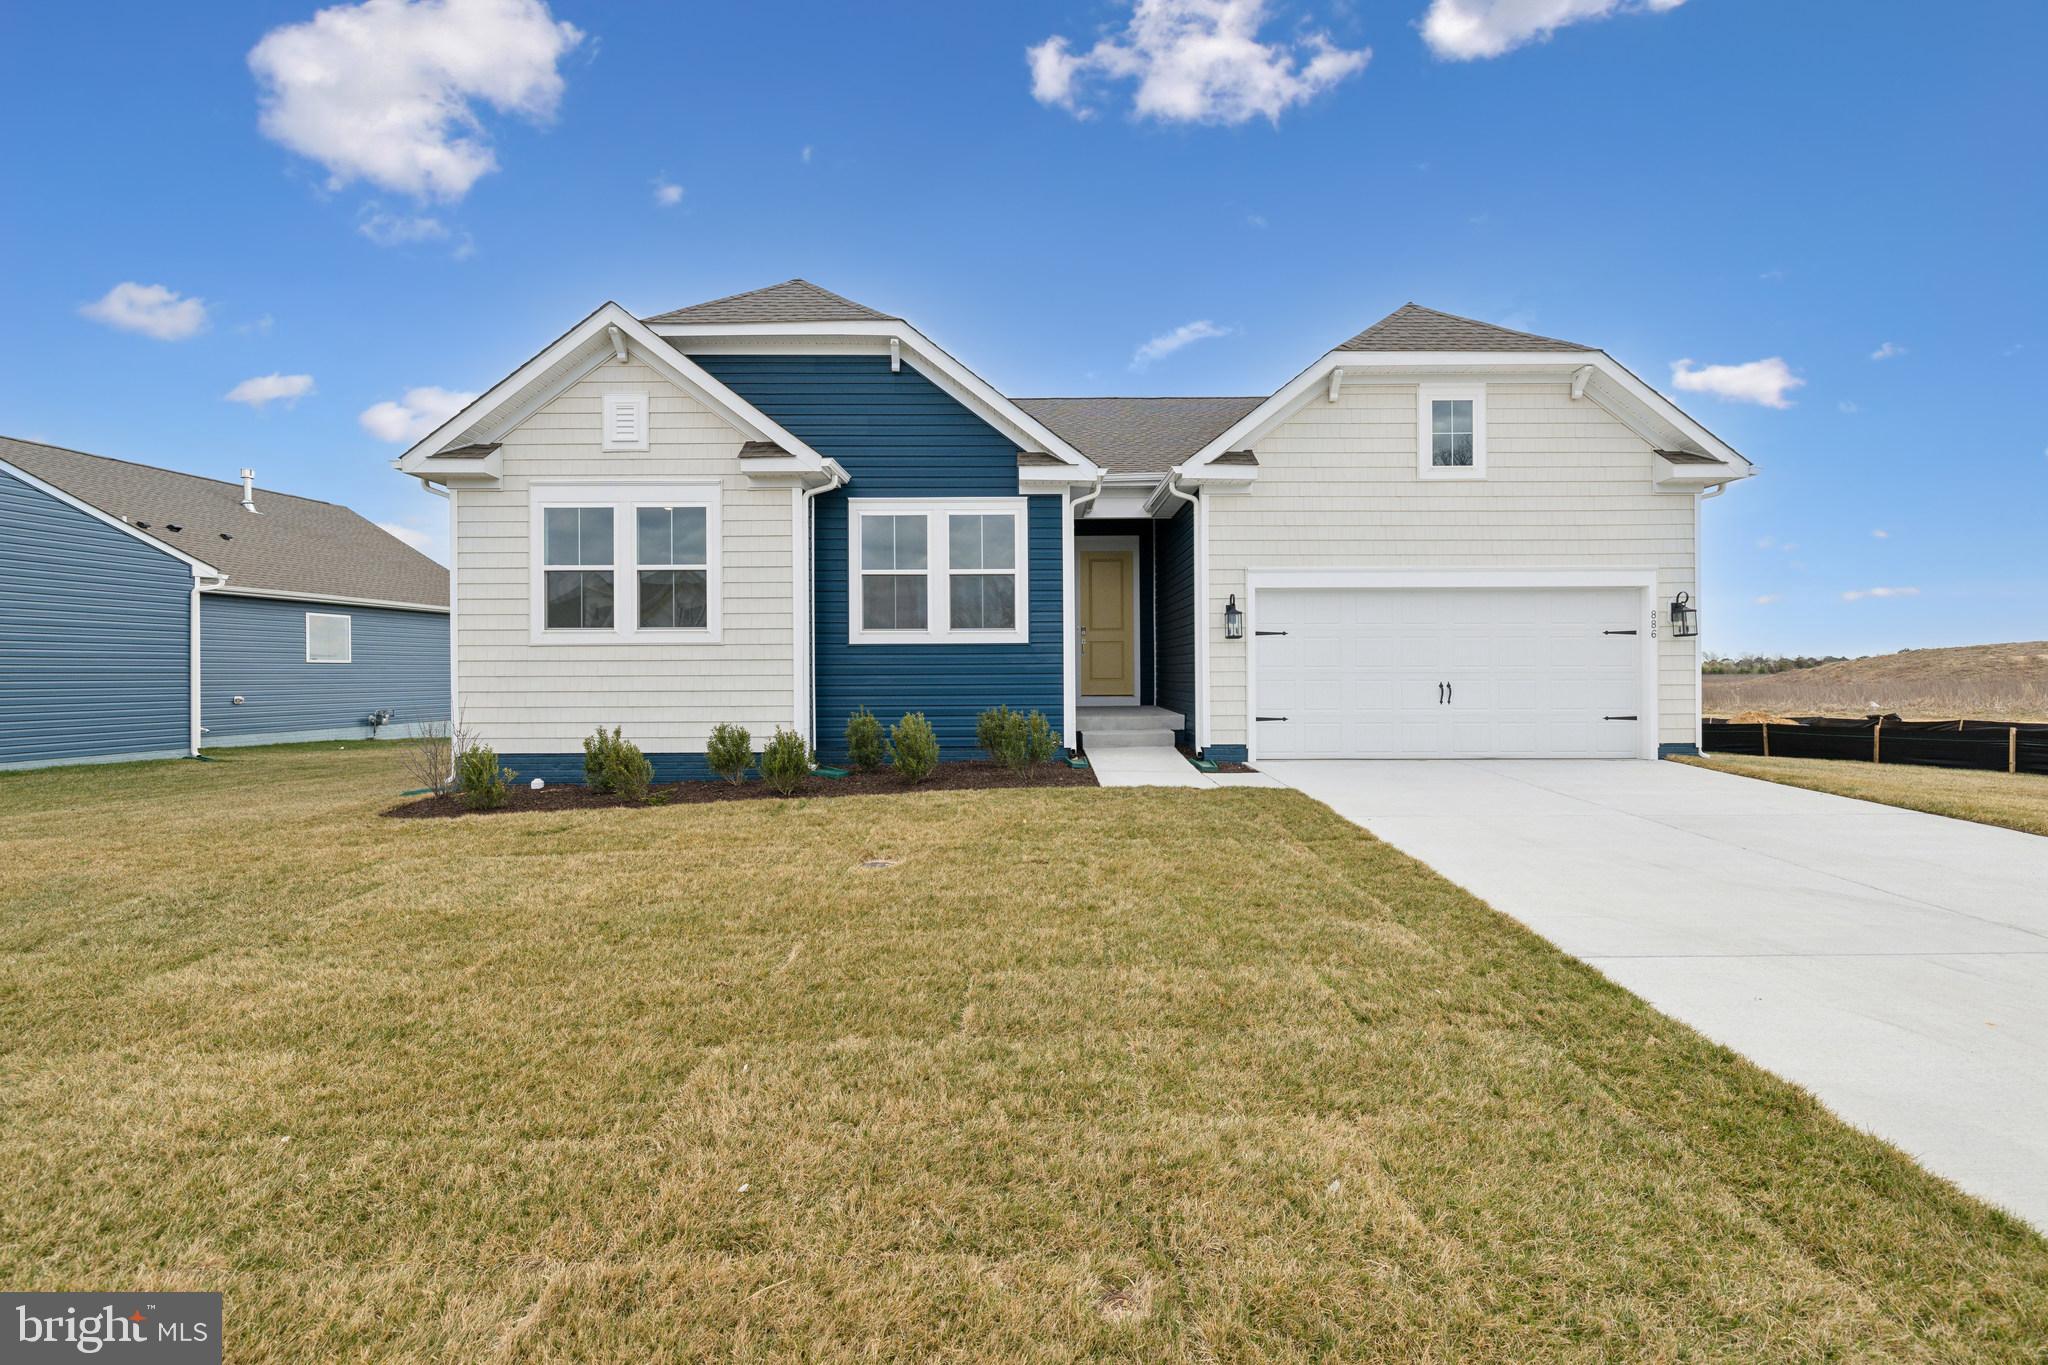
{"left": 1177, "top": 745, "right": 1258, "bottom": 774}
{"left": 383, "top": 760, "right": 1098, "bottom": 819}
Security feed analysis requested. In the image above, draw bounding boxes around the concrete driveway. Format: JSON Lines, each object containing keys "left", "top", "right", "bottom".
{"left": 1260, "top": 758, "right": 2048, "bottom": 1230}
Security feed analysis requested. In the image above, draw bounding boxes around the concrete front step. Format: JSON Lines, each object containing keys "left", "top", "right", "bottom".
{"left": 1083, "top": 728, "right": 1178, "bottom": 750}
{"left": 1077, "top": 705, "right": 1185, "bottom": 733}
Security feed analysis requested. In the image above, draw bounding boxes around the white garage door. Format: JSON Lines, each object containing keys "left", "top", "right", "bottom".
{"left": 1253, "top": 586, "right": 1646, "bottom": 759}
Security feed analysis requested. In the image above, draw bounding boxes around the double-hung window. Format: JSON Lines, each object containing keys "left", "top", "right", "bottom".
{"left": 849, "top": 499, "right": 1027, "bottom": 644}
{"left": 532, "top": 483, "right": 720, "bottom": 642}
{"left": 1416, "top": 383, "right": 1487, "bottom": 479}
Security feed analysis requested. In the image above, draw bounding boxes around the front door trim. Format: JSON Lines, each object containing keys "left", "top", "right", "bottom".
{"left": 1077, "top": 535, "right": 1140, "bottom": 705}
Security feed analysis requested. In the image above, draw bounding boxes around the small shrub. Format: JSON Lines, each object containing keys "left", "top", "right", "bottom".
{"left": 402, "top": 720, "right": 457, "bottom": 797}
{"left": 977, "top": 705, "right": 1062, "bottom": 775}
{"left": 706, "top": 722, "right": 754, "bottom": 785}
{"left": 455, "top": 744, "right": 515, "bottom": 811}
{"left": 889, "top": 712, "right": 940, "bottom": 783}
{"left": 760, "top": 727, "right": 815, "bottom": 796}
{"left": 583, "top": 725, "right": 653, "bottom": 801}
{"left": 844, "top": 706, "right": 885, "bottom": 772}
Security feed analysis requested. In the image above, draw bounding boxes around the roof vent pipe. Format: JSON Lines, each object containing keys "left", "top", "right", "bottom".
{"left": 240, "top": 469, "right": 258, "bottom": 513}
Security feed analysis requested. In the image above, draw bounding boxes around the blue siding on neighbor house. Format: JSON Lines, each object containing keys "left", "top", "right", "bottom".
{"left": 694, "top": 354, "right": 1065, "bottom": 762}
{"left": 200, "top": 593, "right": 449, "bottom": 745}
{"left": 500, "top": 752, "right": 718, "bottom": 786}
{"left": 1155, "top": 503, "right": 1196, "bottom": 749}
{"left": 1076, "top": 518, "right": 1154, "bottom": 707}
{"left": 0, "top": 465, "right": 193, "bottom": 769}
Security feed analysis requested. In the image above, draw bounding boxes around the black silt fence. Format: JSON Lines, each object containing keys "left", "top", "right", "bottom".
{"left": 1702, "top": 717, "right": 2048, "bottom": 776}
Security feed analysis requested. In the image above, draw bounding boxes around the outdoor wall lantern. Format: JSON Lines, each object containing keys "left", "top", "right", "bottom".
{"left": 1670, "top": 591, "right": 1698, "bottom": 638}
{"left": 1224, "top": 594, "right": 1244, "bottom": 640}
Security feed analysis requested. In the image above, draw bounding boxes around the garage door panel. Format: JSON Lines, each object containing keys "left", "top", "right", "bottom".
{"left": 1254, "top": 586, "right": 1644, "bottom": 760}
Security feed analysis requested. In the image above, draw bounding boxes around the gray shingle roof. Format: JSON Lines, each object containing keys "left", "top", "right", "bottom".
{"left": 643, "top": 279, "right": 897, "bottom": 326}
{"left": 0, "top": 436, "right": 448, "bottom": 608}
{"left": 1338, "top": 303, "right": 1592, "bottom": 354}
{"left": 1014, "top": 396, "right": 1264, "bottom": 476}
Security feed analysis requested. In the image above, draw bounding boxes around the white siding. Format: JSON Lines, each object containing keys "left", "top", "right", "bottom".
{"left": 1205, "top": 380, "right": 1698, "bottom": 751}
{"left": 455, "top": 359, "right": 794, "bottom": 752}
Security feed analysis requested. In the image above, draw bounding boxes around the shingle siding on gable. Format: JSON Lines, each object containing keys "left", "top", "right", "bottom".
{"left": 693, "top": 355, "right": 1064, "bottom": 760}
{"left": 0, "top": 465, "right": 193, "bottom": 768}
{"left": 200, "top": 594, "right": 449, "bottom": 744}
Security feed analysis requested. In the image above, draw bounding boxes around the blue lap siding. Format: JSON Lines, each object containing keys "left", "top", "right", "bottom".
{"left": 0, "top": 465, "right": 194, "bottom": 769}
{"left": 694, "top": 355, "right": 1065, "bottom": 762}
{"left": 1155, "top": 503, "right": 1196, "bottom": 749}
{"left": 200, "top": 594, "right": 449, "bottom": 745}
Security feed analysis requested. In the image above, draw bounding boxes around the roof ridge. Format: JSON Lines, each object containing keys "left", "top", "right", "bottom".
{"left": 643, "top": 277, "right": 897, "bottom": 324}
{"left": 0, "top": 435, "right": 346, "bottom": 510}
{"left": 1336, "top": 301, "right": 1592, "bottom": 353}
{"left": 1017, "top": 394, "right": 1265, "bottom": 402}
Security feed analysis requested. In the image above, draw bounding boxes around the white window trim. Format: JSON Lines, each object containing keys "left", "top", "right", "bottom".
{"left": 305, "top": 611, "right": 353, "bottom": 664}
{"left": 601, "top": 392, "right": 650, "bottom": 452}
{"left": 529, "top": 480, "right": 723, "bottom": 645}
{"left": 848, "top": 496, "right": 1029, "bottom": 645}
{"left": 1416, "top": 383, "right": 1487, "bottom": 480}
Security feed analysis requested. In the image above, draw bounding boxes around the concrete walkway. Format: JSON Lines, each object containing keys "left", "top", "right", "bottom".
{"left": 1084, "top": 747, "right": 1285, "bottom": 789}
{"left": 1261, "top": 758, "right": 2048, "bottom": 1230}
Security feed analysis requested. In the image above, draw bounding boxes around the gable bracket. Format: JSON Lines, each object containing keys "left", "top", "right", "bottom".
{"left": 1327, "top": 368, "right": 1345, "bottom": 403}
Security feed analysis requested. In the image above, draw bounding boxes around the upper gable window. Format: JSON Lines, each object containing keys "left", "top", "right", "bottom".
{"left": 601, "top": 393, "right": 649, "bottom": 452}
{"left": 1417, "top": 384, "right": 1487, "bottom": 479}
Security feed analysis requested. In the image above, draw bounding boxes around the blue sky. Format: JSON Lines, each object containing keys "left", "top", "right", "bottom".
{"left": 2, "top": 0, "right": 2042, "bottom": 658}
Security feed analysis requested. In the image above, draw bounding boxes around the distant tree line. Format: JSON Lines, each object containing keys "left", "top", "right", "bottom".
{"left": 1702, "top": 653, "right": 1852, "bottom": 675}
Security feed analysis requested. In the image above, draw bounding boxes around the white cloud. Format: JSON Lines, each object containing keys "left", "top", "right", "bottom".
{"left": 653, "top": 178, "right": 683, "bottom": 207}
{"left": 801, "top": 145, "right": 814, "bottom": 164}
{"left": 248, "top": 0, "right": 584, "bottom": 201}
{"left": 359, "top": 385, "right": 477, "bottom": 443}
{"left": 1422, "top": 0, "right": 1686, "bottom": 61}
{"left": 79, "top": 282, "right": 208, "bottom": 340}
{"left": 1133, "top": 319, "right": 1231, "bottom": 369}
{"left": 1841, "top": 586, "right": 1919, "bottom": 602}
{"left": 1669, "top": 356, "right": 1803, "bottom": 409}
{"left": 1870, "top": 340, "right": 1907, "bottom": 361}
{"left": 225, "top": 373, "right": 317, "bottom": 408}
{"left": 357, "top": 206, "right": 449, "bottom": 245}
{"left": 239, "top": 314, "right": 276, "bottom": 335}
{"left": 1837, "top": 400, "right": 1858, "bottom": 414}
{"left": 1752, "top": 594, "right": 1781, "bottom": 605}
{"left": 1871, "top": 528, "right": 1889, "bottom": 539}
{"left": 1029, "top": 0, "right": 1369, "bottom": 125}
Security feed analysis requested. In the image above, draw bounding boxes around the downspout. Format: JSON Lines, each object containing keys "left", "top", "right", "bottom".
{"left": 800, "top": 463, "right": 850, "bottom": 745}
{"left": 1159, "top": 472, "right": 1201, "bottom": 753}
{"left": 1065, "top": 474, "right": 1105, "bottom": 747}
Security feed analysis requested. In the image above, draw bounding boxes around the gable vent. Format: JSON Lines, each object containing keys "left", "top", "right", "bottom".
{"left": 602, "top": 393, "right": 649, "bottom": 452}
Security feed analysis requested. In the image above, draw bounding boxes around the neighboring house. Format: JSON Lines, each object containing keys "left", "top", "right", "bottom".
{"left": 395, "top": 280, "right": 1752, "bottom": 781}
{"left": 0, "top": 437, "right": 449, "bottom": 770}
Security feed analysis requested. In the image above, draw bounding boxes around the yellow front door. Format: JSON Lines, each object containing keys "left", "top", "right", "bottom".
{"left": 1080, "top": 550, "right": 1135, "bottom": 697}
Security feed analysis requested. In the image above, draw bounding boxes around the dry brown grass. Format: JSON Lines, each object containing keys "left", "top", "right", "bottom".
{"left": 1676, "top": 753, "right": 2048, "bottom": 838}
{"left": 1705, "top": 642, "right": 2048, "bottom": 721}
{"left": 3, "top": 742, "right": 2046, "bottom": 1360}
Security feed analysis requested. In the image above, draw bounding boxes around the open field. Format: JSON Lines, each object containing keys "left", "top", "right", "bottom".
{"left": 3, "top": 744, "right": 2046, "bottom": 1360}
{"left": 1676, "top": 752, "right": 2048, "bottom": 838}
{"left": 1705, "top": 641, "right": 2048, "bottom": 721}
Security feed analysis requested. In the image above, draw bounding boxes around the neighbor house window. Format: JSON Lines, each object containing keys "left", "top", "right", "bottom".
{"left": 636, "top": 505, "right": 709, "bottom": 630}
{"left": 542, "top": 506, "right": 616, "bottom": 629}
{"left": 532, "top": 483, "right": 720, "bottom": 642}
{"left": 305, "top": 612, "right": 352, "bottom": 663}
{"left": 849, "top": 499, "right": 1028, "bottom": 644}
{"left": 1416, "top": 384, "right": 1487, "bottom": 479}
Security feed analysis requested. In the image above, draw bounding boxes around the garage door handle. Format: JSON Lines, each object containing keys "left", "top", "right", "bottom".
{"left": 1256, "top": 716, "right": 1288, "bottom": 722}
{"left": 1603, "top": 629, "right": 1638, "bottom": 635}
{"left": 1603, "top": 715, "right": 1638, "bottom": 721}
{"left": 1255, "top": 629, "right": 1288, "bottom": 636}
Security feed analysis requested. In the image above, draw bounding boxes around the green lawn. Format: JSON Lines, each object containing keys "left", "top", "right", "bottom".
{"left": 1677, "top": 753, "right": 2048, "bottom": 838}
{"left": 3, "top": 743, "right": 2045, "bottom": 1361}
